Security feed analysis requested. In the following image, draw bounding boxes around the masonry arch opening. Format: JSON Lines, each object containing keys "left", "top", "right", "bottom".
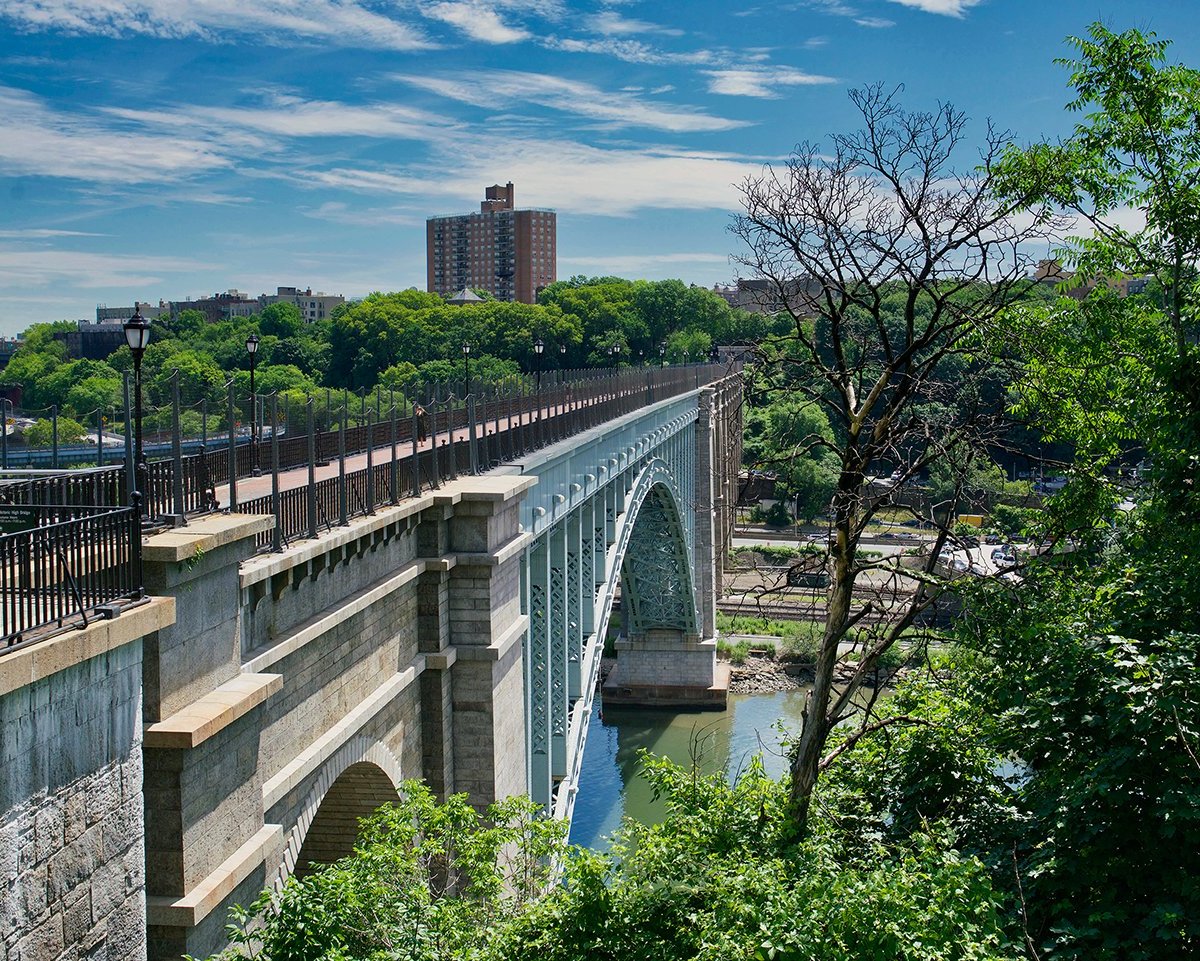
{"left": 293, "top": 761, "right": 399, "bottom": 879}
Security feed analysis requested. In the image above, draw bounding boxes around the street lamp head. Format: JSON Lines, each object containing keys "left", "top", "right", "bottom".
{"left": 245, "top": 333, "right": 260, "bottom": 356}
{"left": 123, "top": 307, "right": 151, "bottom": 359}
{"left": 614, "top": 343, "right": 621, "bottom": 355}
{"left": 559, "top": 344, "right": 566, "bottom": 355}
{"left": 658, "top": 343, "right": 666, "bottom": 356}
{"left": 461, "top": 342, "right": 471, "bottom": 356}
{"left": 534, "top": 338, "right": 544, "bottom": 355}
{"left": 607, "top": 345, "right": 614, "bottom": 356}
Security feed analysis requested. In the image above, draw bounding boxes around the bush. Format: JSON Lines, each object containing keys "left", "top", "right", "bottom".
{"left": 718, "top": 638, "right": 752, "bottom": 664}
{"left": 750, "top": 501, "right": 794, "bottom": 527}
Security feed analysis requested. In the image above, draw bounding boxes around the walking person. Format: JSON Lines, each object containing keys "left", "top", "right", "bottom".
{"left": 415, "top": 404, "right": 428, "bottom": 443}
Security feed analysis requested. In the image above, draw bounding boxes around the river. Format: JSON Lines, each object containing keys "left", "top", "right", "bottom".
{"left": 568, "top": 687, "right": 810, "bottom": 851}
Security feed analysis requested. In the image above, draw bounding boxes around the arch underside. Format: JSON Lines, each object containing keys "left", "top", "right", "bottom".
{"left": 619, "top": 483, "right": 697, "bottom": 636}
{"left": 292, "top": 761, "right": 398, "bottom": 879}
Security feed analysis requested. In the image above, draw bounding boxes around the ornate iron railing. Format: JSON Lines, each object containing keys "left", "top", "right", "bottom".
{"left": 0, "top": 503, "right": 143, "bottom": 653}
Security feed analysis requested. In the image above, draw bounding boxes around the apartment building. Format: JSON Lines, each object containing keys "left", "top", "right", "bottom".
{"left": 426, "top": 182, "right": 556, "bottom": 304}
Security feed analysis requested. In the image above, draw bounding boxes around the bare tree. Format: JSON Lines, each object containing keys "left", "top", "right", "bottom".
{"left": 731, "top": 84, "right": 1061, "bottom": 833}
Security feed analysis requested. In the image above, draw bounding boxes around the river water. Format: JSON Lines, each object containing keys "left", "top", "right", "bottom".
{"left": 568, "top": 688, "right": 810, "bottom": 851}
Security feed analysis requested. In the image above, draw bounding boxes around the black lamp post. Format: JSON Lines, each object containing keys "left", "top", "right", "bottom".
{"left": 613, "top": 342, "right": 622, "bottom": 368}
{"left": 606, "top": 345, "right": 614, "bottom": 367}
{"left": 559, "top": 343, "right": 567, "bottom": 367}
{"left": 533, "top": 337, "right": 544, "bottom": 390}
{"left": 462, "top": 342, "right": 472, "bottom": 396}
{"left": 123, "top": 306, "right": 151, "bottom": 514}
{"left": 659, "top": 343, "right": 666, "bottom": 368}
{"left": 246, "top": 333, "right": 261, "bottom": 476}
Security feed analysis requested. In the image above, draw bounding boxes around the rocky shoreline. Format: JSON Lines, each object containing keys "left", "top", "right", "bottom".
{"left": 727, "top": 655, "right": 810, "bottom": 694}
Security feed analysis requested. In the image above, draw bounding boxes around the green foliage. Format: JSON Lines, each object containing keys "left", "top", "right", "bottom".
{"left": 260, "top": 302, "right": 304, "bottom": 339}
{"left": 204, "top": 782, "right": 565, "bottom": 961}
{"left": 25, "top": 416, "right": 86, "bottom": 447}
{"left": 63, "top": 373, "right": 122, "bottom": 418}
{"left": 728, "top": 544, "right": 807, "bottom": 565}
{"left": 496, "top": 756, "right": 1016, "bottom": 961}
{"left": 749, "top": 501, "right": 793, "bottom": 527}
{"left": 717, "top": 638, "right": 752, "bottom": 664}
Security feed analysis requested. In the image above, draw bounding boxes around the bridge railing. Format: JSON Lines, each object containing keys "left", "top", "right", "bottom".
{"left": 228, "top": 362, "right": 732, "bottom": 551}
{"left": 10, "top": 363, "right": 733, "bottom": 553}
{"left": 0, "top": 502, "right": 143, "bottom": 654}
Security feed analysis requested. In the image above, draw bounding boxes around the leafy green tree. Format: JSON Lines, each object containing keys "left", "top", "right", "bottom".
{"left": 206, "top": 783, "right": 564, "bottom": 961}
{"left": 38, "top": 359, "right": 121, "bottom": 412}
{"left": 25, "top": 416, "right": 86, "bottom": 447}
{"left": 663, "top": 328, "right": 711, "bottom": 364}
{"left": 926, "top": 452, "right": 1006, "bottom": 513}
{"left": 1, "top": 349, "right": 61, "bottom": 408}
{"left": 260, "top": 302, "right": 304, "bottom": 338}
{"left": 64, "top": 374, "right": 122, "bottom": 419}
{"left": 169, "top": 308, "right": 207, "bottom": 338}
{"left": 147, "top": 349, "right": 227, "bottom": 408}
{"left": 732, "top": 83, "right": 1054, "bottom": 834}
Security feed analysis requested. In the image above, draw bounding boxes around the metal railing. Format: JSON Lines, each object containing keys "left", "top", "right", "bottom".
{"left": 229, "top": 363, "right": 730, "bottom": 551}
{"left": 0, "top": 503, "right": 143, "bottom": 653}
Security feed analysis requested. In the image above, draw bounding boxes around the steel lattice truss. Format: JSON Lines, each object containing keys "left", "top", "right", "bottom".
{"left": 620, "top": 486, "right": 697, "bottom": 635}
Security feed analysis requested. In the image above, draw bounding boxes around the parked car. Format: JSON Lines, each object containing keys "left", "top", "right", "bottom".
{"left": 991, "top": 546, "right": 1016, "bottom": 566}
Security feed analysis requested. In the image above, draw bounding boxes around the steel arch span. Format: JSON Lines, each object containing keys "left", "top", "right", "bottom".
{"left": 507, "top": 374, "right": 742, "bottom": 817}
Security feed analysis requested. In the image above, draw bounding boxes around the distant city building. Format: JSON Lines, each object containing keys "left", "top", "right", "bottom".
{"left": 170, "top": 290, "right": 259, "bottom": 323}
{"left": 95, "top": 302, "right": 167, "bottom": 324}
{"left": 0, "top": 337, "right": 24, "bottom": 368}
{"left": 426, "top": 182, "right": 556, "bottom": 304}
{"left": 65, "top": 303, "right": 168, "bottom": 360}
{"left": 716, "top": 278, "right": 821, "bottom": 315}
{"left": 260, "top": 286, "right": 345, "bottom": 323}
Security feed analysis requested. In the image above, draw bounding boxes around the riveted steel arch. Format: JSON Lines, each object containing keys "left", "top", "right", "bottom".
{"left": 619, "top": 482, "right": 698, "bottom": 636}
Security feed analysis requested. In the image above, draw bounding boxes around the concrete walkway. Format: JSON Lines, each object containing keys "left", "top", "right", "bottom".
{"left": 213, "top": 391, "right": 613, "bottom": 505}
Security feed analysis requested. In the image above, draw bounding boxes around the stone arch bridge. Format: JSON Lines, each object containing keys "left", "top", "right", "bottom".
{"left": 0, "top": 367, "right": 741, "bottom": 961}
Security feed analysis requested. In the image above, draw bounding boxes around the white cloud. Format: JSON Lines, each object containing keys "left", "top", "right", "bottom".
{"left": 0, "top": 247, "right": 215, "bottom": 289}
{"left": 703, "top": 66, "right": 837, "bottom": 98}
{"left": 395, "top": 70, "right": 748, "bottom": 132}
{"left": 299, "top": 137, "right": 765, "bottom": 217}
{"left": 103, "top": 93, "right": 453, "bottom": 147}
{"left": 559, "top": 251, "right": 730, "bottom": 273}
{"left": 854, "top": 16, "right": 895, "bottom": 27}
{"left": 421, "top": 1, "right": 529, "bottom": 43}
{"left": 301, "top": 202, "right": 422, "bottom": 226}
{"left": 583, "top": 11, "right": 682, "bottom": 37}
{"left": 0, "top": 86, "right": 229, "bottom": 184}
{"left": 0, "top": 228, "right": 109, "bottom": 238}
{"left": 0, "top": 0, "right": 434, "bottom": 50}
{"left": 541, "top": 35, "right": 717, "bottom": 66}
{"left": 885, "top": 0, "right": 981, "bottom": 16}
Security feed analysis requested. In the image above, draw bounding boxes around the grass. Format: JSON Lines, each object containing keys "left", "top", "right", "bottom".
{"left": 717, "top": 614, "right": 823, "bottom": 664}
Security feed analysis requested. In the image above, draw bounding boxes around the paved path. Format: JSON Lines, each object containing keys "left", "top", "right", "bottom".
{"left": 214, "top": 392, "right": 611, "bottom": 505}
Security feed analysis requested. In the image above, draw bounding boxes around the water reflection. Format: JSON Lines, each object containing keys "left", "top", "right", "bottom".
{"left": 569, "top": 688, "right": 810, "bottom": 852}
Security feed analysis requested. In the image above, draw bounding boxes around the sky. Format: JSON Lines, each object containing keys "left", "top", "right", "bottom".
{"left": 1, "top": 0, "right": 1199, "bottom": 336}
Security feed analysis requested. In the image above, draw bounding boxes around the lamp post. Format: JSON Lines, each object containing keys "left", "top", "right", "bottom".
{"left": 606, "top": 345, "right": 614, "bottom": 367}
{"left": 533, "top": 337, "right": 544, "bottom": 390}
{"left": 659, "top": 343, "right": 666, "bottom": 368}
{"left": 246, "top": 333, "right": 261, "bottom": 476}
{"left": 559, "top": 343, "right": 567, "bottom": 367}
{"left": 613, "top": 342, "right": 621, "bottom": 369}
{"left": 462, "top": 342, "right": 472, "bottom": 396}
{"left": 123, "top": 306, "right": 151, "bottom": 514}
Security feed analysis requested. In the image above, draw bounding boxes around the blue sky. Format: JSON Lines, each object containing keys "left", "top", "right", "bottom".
{"left": 1, "top": 0, "right": 1198, "bottom": 335}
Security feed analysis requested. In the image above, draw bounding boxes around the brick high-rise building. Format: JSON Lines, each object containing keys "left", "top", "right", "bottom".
{"left": 426, "top": 182, "right": 556, "bottom": 304}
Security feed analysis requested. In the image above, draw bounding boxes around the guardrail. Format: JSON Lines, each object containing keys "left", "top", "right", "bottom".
{"left": 233, "top": 363, "right": 730, "bottom": 551}
{"left": 0, "top": 503, "right": 143, "bottom": 653}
